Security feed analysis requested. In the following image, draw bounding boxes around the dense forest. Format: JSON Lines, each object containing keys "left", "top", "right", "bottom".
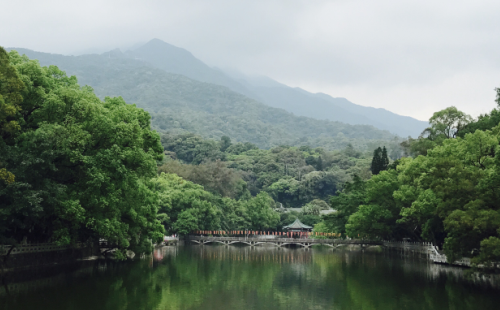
{"left": 2, "top": 48, "right": 500, "bottom": 267}
{"left": 316, "top": 102, "right": 500, "bottom": 267}
{"left": 156, "top": 132, "right": 398, "bottom": 229}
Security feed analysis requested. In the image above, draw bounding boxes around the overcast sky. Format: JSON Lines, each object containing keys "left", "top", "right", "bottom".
{"left": 2, "top": 0, "right": 499, "bottom": 121}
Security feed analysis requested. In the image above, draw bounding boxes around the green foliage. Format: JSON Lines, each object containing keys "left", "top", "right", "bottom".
{"left": 161, "top": 133, "right": 381, "bottom": 208}
{"left": 0, "top": 46, "right": 25, "bottom": 185}
{"left": 312, "top": 222, "right": 331, "bottom": 239}
{"left": 0, "top": 51, "right": 164, "bottom": 253}
{"left": 458, "top": 90, "right": 500, "bottom": 137}
{"left": 401, "top": 106, "right": 472, "bottom": 157}
{"left": 158, "top": 159, "right": 249, "bottom": 199}
{"left": 219, "top": 135, "right": 232, "bottom": 152}
{"left": 245, "top": 192, "right": 280, "bottom": 230}
{"left": 334, "top": 105, "right": 500, "bottom": 265}
{"left": 370, "top": 146, "right": 389, "bottom": 175}
{"left": 302, "top": 199, "right": 330, "bottom": 215}
{"left": 161, "top": 133, "right": 225, "bottom": 164}
{"left": 346, "top": 170, "right": 402, "bottom": 239}
{"left": 0, "top": 46, "right": 24, "bottom": 140}
{"left": 152, "top": 172, "right": 279, "bottom": 233}
{"left": 425, "top": 106, "right": 472, "bottom": 139}
{"left": 324, "top": 176, "right": 366, "bottom": 234}
{"left": 152, "top": 173, "right": 221, "bottom": 235}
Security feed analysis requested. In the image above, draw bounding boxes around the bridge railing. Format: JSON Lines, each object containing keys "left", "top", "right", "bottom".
{"left": 186, "top": 236, "right": 382, "bottom": 245}
{"left": 0, "top": 243, "right": 88, "bottom": 256}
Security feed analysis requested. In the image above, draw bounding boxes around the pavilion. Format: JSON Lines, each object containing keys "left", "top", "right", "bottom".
{"left": 283, "top": 218, "right": 313, "bottom": 232}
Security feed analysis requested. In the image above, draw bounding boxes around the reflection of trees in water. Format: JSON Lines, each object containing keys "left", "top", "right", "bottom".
{"left": 0, "top": 262, "right": 98, "bottom": 297}
{"left": 2, "top": 247, "right": 500, "bottom": 310}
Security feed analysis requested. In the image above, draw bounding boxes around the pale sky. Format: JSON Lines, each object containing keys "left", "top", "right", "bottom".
{"left": 2, "top": 0, "right": 499, "bottom": 121}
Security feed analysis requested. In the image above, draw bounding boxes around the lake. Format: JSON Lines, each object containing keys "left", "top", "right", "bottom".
{"left": 1, "top": 245, "right": 499, "bottom": 310}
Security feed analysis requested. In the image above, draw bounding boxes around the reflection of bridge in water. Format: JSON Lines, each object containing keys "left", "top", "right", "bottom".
{"left": 187, "top": 236, "right": 382, "bottom": 248}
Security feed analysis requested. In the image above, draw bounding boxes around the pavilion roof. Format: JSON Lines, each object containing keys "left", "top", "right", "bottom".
{"left": 283, "top": 218, "right": 313, "bottom": 230}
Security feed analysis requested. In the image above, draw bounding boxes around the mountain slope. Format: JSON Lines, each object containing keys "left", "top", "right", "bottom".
{"left": 122, "top": 39, "right": 427, "bottom": 137}
{"left": 126, "top": 39, "right": 256, "bottom": 99}
{"left": 222, "top": 70, "right": 429, "bottom": 138}
{"left": 9, "top": 48, "right": 398, "bottom": 150}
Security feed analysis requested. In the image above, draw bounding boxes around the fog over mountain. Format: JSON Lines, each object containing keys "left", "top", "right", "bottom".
{"left": 9, "top": 39, "right": 428, "bottom": 138}
{"left": 10, "top": 39, "right": 427, "bottom": 138}
{"left": 125, "top": 39, "right": 428, "bottom": 138}
{"left": 222, "top": 69, "right": 427, "bottom": 138}
{"left": 4, "top": 1, "right": 498, "bottom": 121}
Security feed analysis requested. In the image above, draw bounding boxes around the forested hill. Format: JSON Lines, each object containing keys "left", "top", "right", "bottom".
{"left": 218, "top": 69, "right": 428, "bottom": 138}
{"left": 126, "top": 39, "right": 428, "bottom": 138}
{"left": 9, "top": 48, "right": 398, "bottom": 150}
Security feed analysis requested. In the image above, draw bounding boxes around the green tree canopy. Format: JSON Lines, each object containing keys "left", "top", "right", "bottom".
{"left": 0, "top": 46, "right": 25, "bottom": 184}
{"left": 370, "top": 146, "right": 389, "bottom": 175}
{"left": 0, "top": 51, "right": 164, "bottom": 254}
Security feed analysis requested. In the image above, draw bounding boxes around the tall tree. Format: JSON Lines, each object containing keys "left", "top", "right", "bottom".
{"left": 0, "top": 47, "right": 24, "bottom": 185}
{"left": 381, "top": 146, "right": 389, "bottom": 171}
{"left": 0, "top": 51, "right": 165, "bottom": 255}
{"left": 324, "top": 176, "right": 366, "bottom": 234}
{"left": 371, "top": 147, "right": 382, "bottom": 175}
{"left": 371, "top": 146, "right": 389, "bottom": 175}
{"left": 219, "top": 135, "right": 232, "bottom": 152}
{"left": 424, "top": 106, "right": 472, "bottom": 139}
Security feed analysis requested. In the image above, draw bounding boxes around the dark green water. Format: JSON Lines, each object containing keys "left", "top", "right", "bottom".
{"left": 1, "top": 246, "right": 500, "bottom": 310}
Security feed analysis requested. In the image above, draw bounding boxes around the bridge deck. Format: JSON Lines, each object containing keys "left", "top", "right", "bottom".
{"left": 187, "top": 236, "right": 382, "bottom": 247}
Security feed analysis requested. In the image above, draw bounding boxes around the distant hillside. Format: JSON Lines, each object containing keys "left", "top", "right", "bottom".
{"left": 119, "top": 39, "right": 428, "bottom": 137}
{"left": 9, "top": 48, "right": 399, "bottom": 150}
{"left": 222, "top": 70, "right": 428, "bottom": 138}
{"left": 125, "top": 39, "right": 256, "bottom": 99}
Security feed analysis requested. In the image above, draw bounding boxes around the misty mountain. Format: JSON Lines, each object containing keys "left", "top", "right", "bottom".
{"left": 222, "top": 69, "right": 428, "bottom": 137}
{"left": 8, "top": 47, "right": 398, "bottom": 150}
{"left": 122, "top": 39, "right": 428, "bottom": 137}
{"left": 125, "top": 39, "right": 256, "bottom": 99}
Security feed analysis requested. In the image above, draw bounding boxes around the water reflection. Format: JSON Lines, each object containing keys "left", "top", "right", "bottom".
{"left": 1, "top": 245, "right": 500, "bottom": 310}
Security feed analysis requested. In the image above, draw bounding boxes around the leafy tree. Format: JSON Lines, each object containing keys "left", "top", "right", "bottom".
{"left": 152, "top": 173, "right": 221, "bottom": 235}
{"left": 245, "top": 192, "right": 280, "bottom": 230}
{"left": 0, "top": 51, "right": 165, "bottom": 254}
{"left": 219, "top": 135, "right": 232, "bottom": 152}
{"left": 218, "top": 197, "right": 250, "bottom": 230}
{"left": 316, "top": 156, "right": 323, "bottom": 171}
{"left": 0, "top": 47, "right": 24, "bottom": 140}
{"left": 298, "top": 214, "right": 321, "bottom": 227}
{"left": 158, "top": 159, "right": 249, "bottom": 199}
{"left": 345, "top": 170, "right": 402, "bottom": 239}
{"left": 312, "top": 222, "right": 332, "bottom": 239}
{"left": 0, "top": 47, "right": 24, "bottom": 185}
{"left": 401, "top": 107, "right": 472, "bottom": 157}
{"left": 161, "top": 133, "right": 225, "bottom": 164}
{"left": 277, "top": 211, "right": 298, "bottom": 230}
{"left": 302, "top": 199, "right": 330, "bottom": 215}
{"left": 392, "top": 128, "right": 500, "bottom": 264}
{"left": 457, "top": 90, "right": 500, "bottom": 138}
{"left": 424, "top": 106, "right": 472, "bottom": 139}
{"left": 225, "top": 142, "right": 258, "bottom": 154}
{"left": 323, "top": 176, "right": 366, "bottom": 234}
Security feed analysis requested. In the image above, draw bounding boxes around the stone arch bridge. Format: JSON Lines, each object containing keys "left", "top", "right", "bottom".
{"left": 187, "top": 236, "right": 382, "bottom": 248}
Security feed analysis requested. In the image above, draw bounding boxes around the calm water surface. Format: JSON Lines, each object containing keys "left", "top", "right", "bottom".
{"left": 1, "top": 245, "right": 500, "bottom": 310}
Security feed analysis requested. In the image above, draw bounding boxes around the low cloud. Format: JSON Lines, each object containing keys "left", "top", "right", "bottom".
{"left": 2, "top": 0, "right": 499, "bottom": 120}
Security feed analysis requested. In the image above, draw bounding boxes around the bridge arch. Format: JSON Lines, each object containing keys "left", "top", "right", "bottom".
{"left": 228, "top": 241, "right": 252, "bottom": 246}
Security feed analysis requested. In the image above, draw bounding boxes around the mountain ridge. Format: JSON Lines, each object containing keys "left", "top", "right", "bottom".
{"left": 122, "top": 39, "right": 427, "bottom": 137}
